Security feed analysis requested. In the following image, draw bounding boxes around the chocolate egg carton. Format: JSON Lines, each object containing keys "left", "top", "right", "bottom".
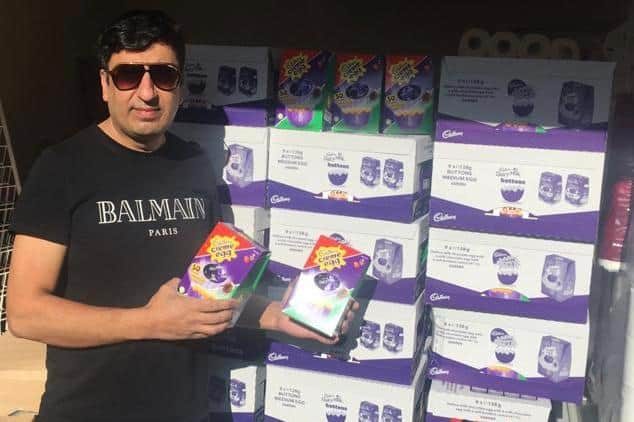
{"left": 268, "top": 128, "right": 433, "bottom": 224}
{"left": 425, "top": 228, "right": 594, "bottom": 323}
{"left": 176, "top": 44, "right": 273, "bottom": 127}
{"left": 382, "top": 55, "right": 435, "bottom": 135}
{"left": 430, "top": 141, "right": 605, "bottom": 243}
{"left": 435, "top": 57, "right": 614, "bottom": 152}
{"left": 264, "top": 352, "right": 427, "bottom": 422}
{"left": 428, "top": 308, "right": 589, "bottom": 403}
{"left": 177, "top": 222, "right": 270, "bottom": 327}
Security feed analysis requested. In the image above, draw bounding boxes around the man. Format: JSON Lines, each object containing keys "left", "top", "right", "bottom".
{"left": 7, "top": 10, "right": 355, "bottom": 422}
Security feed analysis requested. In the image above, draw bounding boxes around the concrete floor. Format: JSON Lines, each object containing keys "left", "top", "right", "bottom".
{"left": 0, "top": 331, "right": 45, "bottom": 418}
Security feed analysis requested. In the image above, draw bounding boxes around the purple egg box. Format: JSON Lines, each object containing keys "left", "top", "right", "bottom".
{"left": 558, "top": 81, "right": 595, "bottom": 129}
{"left": 281, "top": 235, "right": 371, "bottom": 338}
{"left": 383, "top": 323, "right": 404, "bottom": 353}
{"left": 177, "top": 222, "right": 270, "bottom": 327}
{"left": 537, "top": 336, "right": 572, "bottom": 383}
{"left": 230, "top": 378, "right": 247, "bottom": 407}
{"left": 275, "top": 50, "right": 334, "bottom": 131}
{"left": 218, "top": 65, "right": 237, "bottom": 96}
{"left": 538, "top": 172, "right": 562, "bottom": 204}
{"left": 541, "top": 255, "right": 576, "bottom": 303}
{"left": 326, "top": 53, "right": 385, "bottom": 133}
{"left": 372, "top": 239, "right": 404, "bottom": 285}
{"left": 382, "top": 55, "right": 434, "bottom": 135}
{"left": 361, "top": 156, "right": 381, "bottom": 187}
{"left": 359, "top": 401, "right": 379, "bottom": 422}
{"left": 239, "top": 66, "right": 258, "bottom": 97}
{"left": 225, "top": 144, "right": 254, "bottom": 188}
{"left": 565, "top": 174, "right": 589, "bottom": 206}
{"left": 381, "top": 405, "right": 403, "bottom": 422}
{"left": 360, "top": 320, "right": 381, "bottom": 350}
{"left": 383, "top": 159, "right": 404, "bottom": 190}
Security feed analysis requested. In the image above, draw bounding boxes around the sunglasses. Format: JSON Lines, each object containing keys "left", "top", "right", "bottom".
{"left": 106, "top": 63, "right": 181, "bottom": 91}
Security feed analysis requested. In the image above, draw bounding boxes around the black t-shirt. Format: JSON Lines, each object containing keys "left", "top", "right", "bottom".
{"left": 11, "top": 125, "right": 223, "bottom": 422}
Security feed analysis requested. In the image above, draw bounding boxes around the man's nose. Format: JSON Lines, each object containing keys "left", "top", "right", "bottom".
{"left": 136, "top": 70, "right": 158, "bottom": 101}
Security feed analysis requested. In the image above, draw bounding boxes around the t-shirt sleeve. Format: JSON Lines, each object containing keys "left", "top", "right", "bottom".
{"left": 10, "top": 148, "right": 70, "bottom": 245}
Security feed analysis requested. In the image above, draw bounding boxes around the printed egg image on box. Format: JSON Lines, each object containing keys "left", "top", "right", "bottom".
{"left": 178, "top": 222, "right": 270, "bottom": 326}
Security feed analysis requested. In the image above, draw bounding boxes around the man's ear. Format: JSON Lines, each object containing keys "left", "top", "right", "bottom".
{"left": 99, "top": 69, "right": 110, "bottom": 103}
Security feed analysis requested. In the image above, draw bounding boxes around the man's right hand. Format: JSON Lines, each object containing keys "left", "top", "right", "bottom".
{"left": 143, "top": 278, "right": 238, "bottom": 340}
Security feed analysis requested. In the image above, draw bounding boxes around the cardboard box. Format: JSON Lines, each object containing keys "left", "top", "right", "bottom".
{"left": 425, "top": 228, "right": 594, "bottom": 323}
{"left": 425, "top": 380, "right": 551, "bottom": 422}
{"left": 436, "top": 57, "right": 614, "bottom": 151}
{"left": 178, "top": 222, "right": 270, "bottom": 326}
{"left": 382, "top": 55, "right": 435, "bottom": 135}
{"left": 176, "top": 45, "right": 272, "bottom": 127}
{"left": 264, "top": 352, "right": 427, "bottom": 422}
{"left": 275, "top": 50, "right": 335, "bottom": 131}
{"left": 268, "top": 209, "right": 428, "bottom": 304}
{"left": 281, "top": 235, "right": 370, "bottom": 338}
{"left": 325, "top": 53, "right": 385, "bottom": 133}
{"left": 428, "top": 308, "right": 589, "bottom": 403}
{"left": 221, "top": 205, "right": 270, "bottom": 247}
{"left": 268, "top": 128, "right": 433, "bottom": 223}
{"left": 267, "top": 294, "right": 429, "bottom": 385}
{"left": 208, "top": 356, "right": 266, "bottom": 421}
{"left": 169, "top": 124, "right": 269, "bottom": 207}
{"left": 429, "top": 142, "right": 605, "bottom": 243}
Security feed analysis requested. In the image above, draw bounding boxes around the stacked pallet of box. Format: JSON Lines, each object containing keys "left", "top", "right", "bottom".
{"left": 263, "top": 51, "right": 434, "bottom": 422}
{"left": 422, "top": 56, "right": 615, "bottom": 419}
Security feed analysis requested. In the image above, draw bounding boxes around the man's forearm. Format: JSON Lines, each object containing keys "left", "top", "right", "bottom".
{"left": 10, "top": 292, "right": 149, "bottom": 348}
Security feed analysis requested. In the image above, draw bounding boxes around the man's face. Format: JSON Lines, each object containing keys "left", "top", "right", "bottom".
{"left": 100, "top": 42, "right": 182, "bottom": 142}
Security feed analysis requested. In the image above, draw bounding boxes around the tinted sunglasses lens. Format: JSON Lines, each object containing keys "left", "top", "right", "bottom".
{"left": 110, "top": 65, "right": 145, "bottom": 90}
{"left": 149, "top": 65, "right": 180, "bottom": 90}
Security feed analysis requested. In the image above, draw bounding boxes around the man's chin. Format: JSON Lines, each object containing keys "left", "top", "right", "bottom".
{"left": 130, "top": 123, "right": 168, "bottom": 140}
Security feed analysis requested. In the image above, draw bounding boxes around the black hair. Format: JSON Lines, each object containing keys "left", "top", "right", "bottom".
{"left": 96, "top": 10, "right": 185, "bottom": 70}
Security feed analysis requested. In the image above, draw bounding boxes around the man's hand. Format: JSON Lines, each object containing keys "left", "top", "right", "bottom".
{"left": 143, "top": 278, "right": 238, "bottom": 340}
{"left": 259, "top": 287, "right": 360, "bottom": 344}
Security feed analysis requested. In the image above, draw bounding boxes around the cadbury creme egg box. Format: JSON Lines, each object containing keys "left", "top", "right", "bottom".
{"left": 281, "top": 235, "right": 370, "bottom": 338}
{"left": 178, "top": 222, "right": 270, "bottom": 326}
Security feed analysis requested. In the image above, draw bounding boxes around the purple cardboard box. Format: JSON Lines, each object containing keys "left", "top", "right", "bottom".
{"left": 177, "top": 222, "right": 270, "bottom": 326}
{"left": 326, "top": 53, "right": 385, "bottom": 133}
{"left": 436, "top": 57, "right": 614, "bottom": 152}
{"left": 176, "top": 45, "right": 272, "bottom": 127}
{"left": 275, "top": 50, "right": 334, "bottom": 131}
{"left": 382, "top": 55, "right": 434, "bottom": 135}
{"left": 281, "top": 235, "right": 370, "bottom": 338}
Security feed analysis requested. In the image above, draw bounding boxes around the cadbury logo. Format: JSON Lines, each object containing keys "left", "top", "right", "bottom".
{"left": 268, "top": 352, "right": 289, "bottom": 362}
{"left": 433, "top": 212, "right": 456, "bottom": 223}
{"left": 429, "top": 367, "right": 450, "bottom": 376}
{"left": 270, "top": 195, "right": 291, "bottom": 205}
{"left": 429, "top": 293, "right": 451, "bottom": 302}
{"left": 441, "top": 130, "right": 464, "bottom": 139}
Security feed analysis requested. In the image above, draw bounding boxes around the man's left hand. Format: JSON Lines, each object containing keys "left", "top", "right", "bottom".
{"left": 259, "top": 300, "right": 359, "bottom": 345}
